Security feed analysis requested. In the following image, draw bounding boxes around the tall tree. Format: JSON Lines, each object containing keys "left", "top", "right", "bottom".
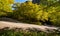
{"left": 0, "top": 0, "right": 14, "bottom": 12}
{"left": 0, "top": 0, "right": 14, "bottom": 16}
{"left": 13, "top": 1, "right": 48, "bottom": 22}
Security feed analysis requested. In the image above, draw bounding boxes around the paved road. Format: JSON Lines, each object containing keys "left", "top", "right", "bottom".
{"left": 0, "top": 21, "right": 59, "bottom": 32}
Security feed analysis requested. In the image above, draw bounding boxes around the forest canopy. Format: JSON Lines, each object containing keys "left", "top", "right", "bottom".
{"left": 0, "top": 0, "right": 60, "bottom": 26}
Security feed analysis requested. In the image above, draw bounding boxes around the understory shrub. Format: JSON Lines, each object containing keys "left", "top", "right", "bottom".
{"left": 0, "top": 28, "right": 60, "bottom": 36}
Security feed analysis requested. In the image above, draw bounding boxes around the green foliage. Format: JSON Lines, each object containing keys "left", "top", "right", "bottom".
{"left": 48, "top": 11, "right": 60, "bottom": 26}
{"left": 12, "top": 1, "right": 48, "bottom": 23}
{"left": 12, "top": 1, "right": 60, "bottom": 26}
{"left": 47, "top": 3, "right": 60, "bottom": 26}
{"left": 0, "top": 0, "right": 60, "bottom": 26}
{"left": 0, "top": 28, "right": 60, "bottom": 36}
{"left": 38, "top": 0, "right": 60, "bottom": 26}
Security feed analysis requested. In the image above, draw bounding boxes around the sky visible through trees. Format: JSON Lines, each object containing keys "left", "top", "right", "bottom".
{"left": 15, "top": 0, "right": 27, "bottom": 3}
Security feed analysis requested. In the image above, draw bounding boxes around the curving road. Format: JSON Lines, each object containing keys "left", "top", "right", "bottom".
{"left": 0, "top": 17, "right": 60, "bottom": 32}
{"left": 0, "top": 21, "right": 59, "bottom": 32}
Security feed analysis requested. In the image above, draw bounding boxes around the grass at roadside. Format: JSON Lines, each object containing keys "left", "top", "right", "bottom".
{"left": 0, "top": 27, "right": 60, "bottom": 36}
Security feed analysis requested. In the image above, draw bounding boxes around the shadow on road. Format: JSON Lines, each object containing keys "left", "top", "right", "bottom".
{"left": 0, "top": 17, "right": 20, "bottom": 23}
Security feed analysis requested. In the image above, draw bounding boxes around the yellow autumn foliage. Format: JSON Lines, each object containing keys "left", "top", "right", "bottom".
{"left": 0, "top": 0, "right": 14, "bottom": 17}
{"left": 13, "top": 1, "right": 49, "bottom": 22}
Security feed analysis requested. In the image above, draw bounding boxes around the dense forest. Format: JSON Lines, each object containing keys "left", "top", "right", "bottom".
{"left": 0, "top": 0, "right": 60, "bottom": 26}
